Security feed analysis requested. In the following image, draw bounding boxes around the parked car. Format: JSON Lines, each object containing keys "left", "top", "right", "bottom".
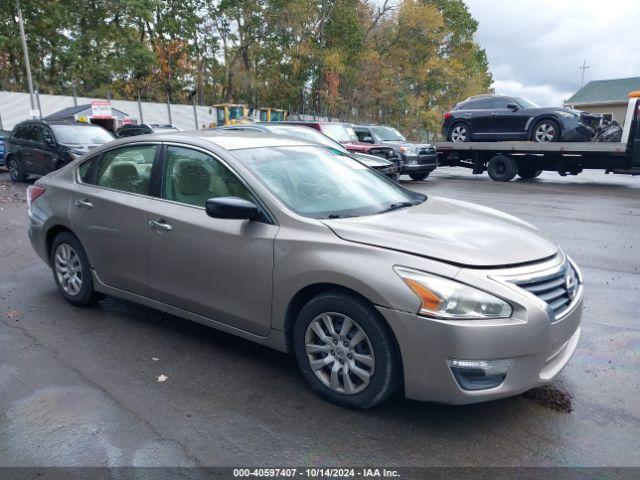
{"left": 27, "top": 130, "right": 583, "bottom": 409}
{"left": 114, "top": 123, "right": 180, "bottom": 138}
{"left": 353, "top": 125, "right": 437, "bottom": 181}
{"left": 5, "top": 120, "right": 114, "bottom": 182}
{"left": 218, "top": 123, "right": 399, "bottom": 180}
{"left": 442, "top": 94, "right": 599, "bottom": 143}
{"left": 277, "top": 121, "right": 402, "bottom": 168}
{"left": 0, "top": 129, "right": 10, "bottom": 167}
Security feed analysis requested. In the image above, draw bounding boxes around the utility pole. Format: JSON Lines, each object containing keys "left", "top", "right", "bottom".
{"left": 16, "top": 0, "right": 37, "bottom": 118}
{"left": 579, "top": 60, "right": 590, "bottom": 88}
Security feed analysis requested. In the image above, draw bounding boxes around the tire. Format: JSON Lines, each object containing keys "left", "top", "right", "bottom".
{"left": 448, "top": 123, "right": 471, "bottom": 142}
{"left": 50, "top": 232, "right": 101, "bottom": 306}
{"left": 487, "top": 155, "right": 518, "bottom": 181}
{"left": 408, "top": 171, "right": 430, "bottom": 181}
{"left": 293, "top": 291, "right": 401, "bottom": 409}
{"left": 7, "top": 156, "right": 27, "bottom": 182}
{"left": 531, "top": 119, "right": 560, "bottom": 142}
{"left": 517, "top": 165, "right": 543, "bottom": 179}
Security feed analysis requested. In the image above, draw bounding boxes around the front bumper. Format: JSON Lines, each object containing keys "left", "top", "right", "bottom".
{"left": 560, "top": 118, "right": 594, "bottom": 142}
{"left": 401, "top": 153, "right": 438, "bottom": 174}
{"left": 378, "top": 258, "right": 583, "bottom": 404}
{"left": 374, "top": 164, "right": 400, "bottom": 179}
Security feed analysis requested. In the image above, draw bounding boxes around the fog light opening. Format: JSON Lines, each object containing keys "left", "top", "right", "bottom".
{"left": 447, "top": 359, "right": 513, "bottom": 391}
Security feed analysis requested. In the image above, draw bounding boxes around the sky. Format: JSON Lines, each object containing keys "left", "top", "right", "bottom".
{"left": 464, "top": 0, "right": 640, "bottom": 106}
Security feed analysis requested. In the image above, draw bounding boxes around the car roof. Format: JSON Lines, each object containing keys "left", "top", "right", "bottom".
{"left": 15, "top": 119, "right": 100, "bottom": 127}
{"left": 120, "top": 129, "right": 317, "bottom": 151}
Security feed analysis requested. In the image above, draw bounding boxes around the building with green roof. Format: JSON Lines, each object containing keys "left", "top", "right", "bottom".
{"left": 565, "top": 77, "right": 640, "bottom": 123}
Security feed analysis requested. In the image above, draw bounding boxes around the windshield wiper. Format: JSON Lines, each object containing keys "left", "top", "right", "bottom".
{"left": 377, "top": 201, "right": 419, "bottom": 214}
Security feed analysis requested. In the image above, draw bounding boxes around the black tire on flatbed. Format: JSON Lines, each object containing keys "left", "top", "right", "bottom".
{"left": 487, "top": 155, "right": 518, "bottom": 181}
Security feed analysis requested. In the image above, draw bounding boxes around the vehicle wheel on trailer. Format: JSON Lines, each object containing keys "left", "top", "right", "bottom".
{"left": 487, "top": 155, "right": 518, "bottom": 181}
{"left": 517, "top": 165, "right": 543, "bottom": 179}
{"left": 448, "top": 123, "right": 471, "bottom": 142}
{"left": 293, "top": 290, "right": 401, "bottom": 409}
{"left": 50, "top": 232, "right": 102, "bottom": 306}
{"left": 7, "top": 157, "right": 27, "bottom": 182}
{"left": 408, "top": 171, "right": 430, "bottom": 181}
{"left": 532, "top": 119, "right": 560, "bottom": 142}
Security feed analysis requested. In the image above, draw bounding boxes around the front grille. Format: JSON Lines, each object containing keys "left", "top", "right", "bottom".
{"left": 369, "top": 147, "right": 394, "bottom": 159}
{"left": 512, "top": 263, "right": 579, "bottom": 319}
{"left": 419, "top": 147, "right": 436, "bottom": 155}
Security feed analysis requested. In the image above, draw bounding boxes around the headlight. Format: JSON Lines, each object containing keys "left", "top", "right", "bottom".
{"left": 399, "top": 146, "right": 419, "bottom": 154}
{"left": 556, "top": 111, "right": 577, "bottom": 118}
{"left": 395, "top": 267, "right": 513, "bottom": 319}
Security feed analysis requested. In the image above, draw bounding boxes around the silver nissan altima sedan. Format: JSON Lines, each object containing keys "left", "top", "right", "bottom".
{"left": 27, "top": 130, "right": 583, "bottom": 409}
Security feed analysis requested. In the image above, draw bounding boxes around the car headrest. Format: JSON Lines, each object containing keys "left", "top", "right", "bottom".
{"left": 174, "top": 160, "right": 209, "bottom": 196}
{"left": 110, "top": 163, "right": 139, "bottom": 184}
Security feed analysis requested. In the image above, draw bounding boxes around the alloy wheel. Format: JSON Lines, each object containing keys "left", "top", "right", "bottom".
{"left": 54, "top": 243, "right": 83, "bottom": 296}
{"left": 8, "top": 159, "right": 19, "bottom": 180}
{"left": 534, "top": 123, "right": 556, "bottom": 142}
{"left": 450, "top": 125, "right": 468, "bottom": 142}
{"left": 304, "top": 312, "right": 375, "bottom": 395}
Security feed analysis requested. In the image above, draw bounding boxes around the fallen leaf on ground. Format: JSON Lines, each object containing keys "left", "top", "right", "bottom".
{"left": 157, "top": 374, "right": 168, "bottom": 382}
{"left": 152, "top": 357, "right": 159, "bottom": 362}
{"left": 6, "top": 310, "right": 22, "bottom": 319}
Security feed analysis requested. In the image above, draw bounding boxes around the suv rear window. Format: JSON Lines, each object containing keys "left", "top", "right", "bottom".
{"left": 457, "top": 98, "right": 494, "bottom": 110}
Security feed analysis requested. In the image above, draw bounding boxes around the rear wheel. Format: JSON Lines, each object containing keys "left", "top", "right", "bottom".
{"left": 293, "top": 291, "right": 401, "bottom": 409}
{"left": 487, "top": 155, "right": 518, "bottom": 182}
{"left": 51, "top": 232, "right": 101, "bottom": 306}
{"left": 532, "top": 119, "right": 560, "bottom": 142}
{"left": 408, "top": 171, "right": 430, "bottom": 181}
{"left": 7, "top": 157, "right": 27, "bottom": 182}
{"left": 517, "top": 165, "right": 543, "bottom": 179}
{"left": 448, "top": 123, "right": 470, "bottom": 142}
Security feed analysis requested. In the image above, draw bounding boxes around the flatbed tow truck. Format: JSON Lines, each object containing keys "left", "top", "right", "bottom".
{"left": 434, "top": 92, "right": 640, "bottom": 181}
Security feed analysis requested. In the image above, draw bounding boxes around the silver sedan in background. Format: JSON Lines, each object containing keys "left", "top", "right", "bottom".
{"left": 27, "top": 130, "right": 583, "bottom": 408}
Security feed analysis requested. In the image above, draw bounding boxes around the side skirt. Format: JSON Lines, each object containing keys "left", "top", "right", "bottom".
{"left": 92, "top": 270, "right": 289, "bottom": 353}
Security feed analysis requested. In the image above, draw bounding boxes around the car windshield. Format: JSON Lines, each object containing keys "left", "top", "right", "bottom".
{"left": 263, "top": 125, "right": 349, "bottom": 153}
{"left": 320, "top": 124, "right": 358, "bottom": 143}
{"left": 51, "top": 125, "right": 114, "bottom": 144}
{"left": 234, "top": 146, "right": 423, "bottom": 219}
{"left": 514, "top": 97, "right": 540, "bottom": 109}
{"left": 370, "top": 126, "right": 406, "bottom": 142}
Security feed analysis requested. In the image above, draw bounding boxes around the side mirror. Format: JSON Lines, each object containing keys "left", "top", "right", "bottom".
{"left": 507, "top": 104, "right": 519, "bottom": 111}
{"left": 205, "top": 197, "right": 257, "bottom": 220}
{"left": 362, "top": 136, "right": 374, "bottom": 143}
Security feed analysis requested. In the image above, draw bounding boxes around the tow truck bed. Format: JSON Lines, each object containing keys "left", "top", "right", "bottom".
{"left": 431, "top": 95, "right": 640, "bottom": 181}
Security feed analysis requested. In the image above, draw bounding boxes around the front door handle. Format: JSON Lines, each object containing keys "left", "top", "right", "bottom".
{"left": 74, "top": 199, "right": 93, "bottom": 209}
{"left": 148, "top": 219, "right": 173, "bottom": 232}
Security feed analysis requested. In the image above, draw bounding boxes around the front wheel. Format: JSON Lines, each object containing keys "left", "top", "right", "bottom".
{"left": 51, "top": 232, "right": 101, "bottom": 306}
{"left": 487, "top": 155, "right": 518, "bottom": 181}
{"left": 409, "top": 171, "right": 430, "bottom": 181}
{"left": 293, "top": 291, "right": 401, "bottom": 409}
{"left": 532, "top": 119, "right": 560, "bottom": 142}
{"left": 7, "top": 157, "right": 27, "bottom": 182}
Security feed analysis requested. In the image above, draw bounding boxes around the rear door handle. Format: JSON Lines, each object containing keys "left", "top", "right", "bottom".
{"left": 74, "top": 199, "right": 93, "bottom": 209}
{"left": 148, "top": 219, "right": 173, "bottom": 232}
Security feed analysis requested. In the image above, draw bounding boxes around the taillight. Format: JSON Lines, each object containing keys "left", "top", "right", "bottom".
{"left": 27, "top": 185, "right": 46, "bottom": 208}
{"left": 443, "top": 112, "right": 453, "bottom": 120}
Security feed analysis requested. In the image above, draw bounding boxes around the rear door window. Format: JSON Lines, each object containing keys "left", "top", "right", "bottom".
{"left": 82, "top": 145, "right": 157, "bottom": 195}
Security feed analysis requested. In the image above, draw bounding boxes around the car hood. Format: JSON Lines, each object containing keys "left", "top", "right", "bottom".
{"left": 381, "top": 140, "right": 432, "bottom": 148}
{"left": 59, "top": 143, "right": 103, "bottom": 153}
{"left": 353, "top": 153, "right": 393, "bottom": 167}
{"left": 322, "top": 196, "right": 558, "bottom": 267}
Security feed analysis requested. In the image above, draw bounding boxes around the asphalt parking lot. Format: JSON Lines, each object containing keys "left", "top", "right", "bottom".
{"left": 0, "top": 167, "right": 638, "bottom": 468}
